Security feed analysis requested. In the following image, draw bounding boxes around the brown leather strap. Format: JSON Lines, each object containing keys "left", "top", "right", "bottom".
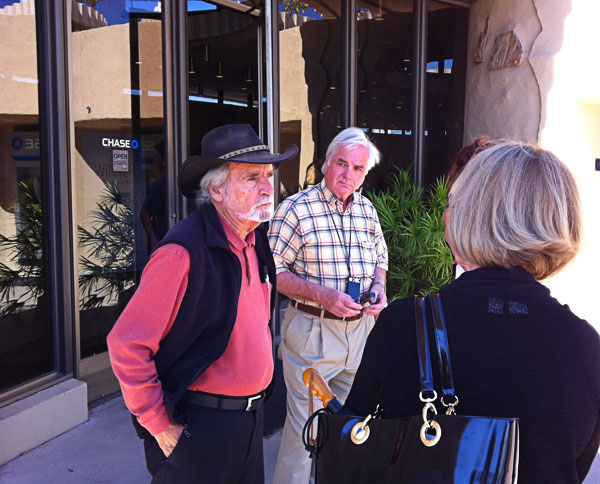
{"left": 293, "top": 301, "right": 363, "bottom": 321}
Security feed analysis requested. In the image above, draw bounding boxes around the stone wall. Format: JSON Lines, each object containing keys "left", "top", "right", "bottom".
{"left": 465, "top": 0, "right": 600, "bottom": 330}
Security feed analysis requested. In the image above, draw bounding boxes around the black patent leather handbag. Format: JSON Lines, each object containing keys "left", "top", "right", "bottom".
{"left": 307, "top": 293, "right": 520, "bottom": 484}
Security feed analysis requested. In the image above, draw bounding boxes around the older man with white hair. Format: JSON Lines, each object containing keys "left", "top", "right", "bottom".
{"left": 108, "top": 124, "right": 297, "bottom": 484}
{"left": 269, "top": 127, "right": 388, "bottom": 484}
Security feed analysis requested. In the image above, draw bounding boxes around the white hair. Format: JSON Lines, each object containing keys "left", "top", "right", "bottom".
{"left": 321, "top": 127, "right": 381, "bottom": 175}
{"left": 195, "top": 163, "right": 230, "bottom": 205}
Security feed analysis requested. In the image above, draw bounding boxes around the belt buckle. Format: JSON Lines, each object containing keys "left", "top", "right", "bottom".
{"left": 245, "top": 394, "right": 262, "bottom": 411}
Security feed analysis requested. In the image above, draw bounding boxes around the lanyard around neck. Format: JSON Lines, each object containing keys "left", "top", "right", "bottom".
{"left": 325, "top": 201, "right": 354, "bottom": 277}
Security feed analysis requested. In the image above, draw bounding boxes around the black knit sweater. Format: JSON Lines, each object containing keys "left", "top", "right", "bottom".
{"left": 345, "top": 266, "right": 600, "bottom": 484}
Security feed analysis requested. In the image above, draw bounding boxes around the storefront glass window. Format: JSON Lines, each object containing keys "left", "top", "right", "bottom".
{"left": 187, "top": 2, "right": 260, "bottom": 162}
{"left": 70, "top": 1, "right": 165, "bottom": 359}
{"left": 278, "top": 0, "right": 341, "bottom": 196}
{"left": 356, "top": 0, "right": 414, "bottom": 191}
{"left": 0, "top": 6, "right": 53, "bottom": 392}
{"left": 424, "top": 1, "right": 469, "bottom": 185}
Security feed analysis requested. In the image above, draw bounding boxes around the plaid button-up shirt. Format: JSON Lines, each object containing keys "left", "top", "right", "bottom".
{"left": 269, "top": 179, "right": 388, "bottom": 307}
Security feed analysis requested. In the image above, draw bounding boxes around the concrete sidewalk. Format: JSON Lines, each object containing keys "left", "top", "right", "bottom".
{"left": 1, "top": 394, "right": 599, "bottom": 483}
{"left": 0, "top": 395, "right": 282, "bottom": 484}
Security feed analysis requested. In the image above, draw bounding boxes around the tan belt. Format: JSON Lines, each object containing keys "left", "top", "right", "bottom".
{"left": 292, "top": 300, "right": 363, "bottom": 322}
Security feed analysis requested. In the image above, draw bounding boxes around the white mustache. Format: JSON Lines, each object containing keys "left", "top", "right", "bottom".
{"left": 253, "top": 196, "right": 273, "bottom": 208}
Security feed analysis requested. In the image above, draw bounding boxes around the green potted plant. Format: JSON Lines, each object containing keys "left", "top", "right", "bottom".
{"left": 367, "top": 169, "right": 453, "bottom": 300}
{"left": 0, "top": 180, "right": 44, "bottom": 316}
{"left": 78, "top": 181, "right": 136, "bottom": 310}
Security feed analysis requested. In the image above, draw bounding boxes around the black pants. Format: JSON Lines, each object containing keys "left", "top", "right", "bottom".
{"left": 144, "top": 401, "right": 265, "bottom": 484}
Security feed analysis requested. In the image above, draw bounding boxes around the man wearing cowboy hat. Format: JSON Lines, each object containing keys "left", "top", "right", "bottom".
{"left": 107, "top": 124, "right": 297, "bottom": 484}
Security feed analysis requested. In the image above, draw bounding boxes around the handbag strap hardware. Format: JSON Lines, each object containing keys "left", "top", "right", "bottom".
{"left": 421, "top": 402, "right": 437, "bottom": 424}
{"left": 420, "top": 419, "right": 442, "bottom": 447}
{"left": 420, "top": 401, "right": 442, "bottom": 446}
{"left": 350, "top": 414, "right": 372, "bottom": 445}
{"left": 349, "top": 402, "right": 383, "bottom": 445}
{"left": 441, "top": 394, "right": 459, "bottom": 415}
{"left": 415, "top": 293, "right": 461, "bottom": 446}
{"left": 419, "top": 389, "right": 437, "bottom": 403}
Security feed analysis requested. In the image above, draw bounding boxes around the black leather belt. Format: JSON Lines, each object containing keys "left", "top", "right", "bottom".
{"left": 292, "top": 300, "right": 363, "bottom": 321}
{"left": 185, "top": 391, "right": 265, "bottom": 411}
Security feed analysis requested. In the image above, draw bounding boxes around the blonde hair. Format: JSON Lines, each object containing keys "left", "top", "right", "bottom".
{"left": 447, "top": 141, "right": 582, "bottom": 280}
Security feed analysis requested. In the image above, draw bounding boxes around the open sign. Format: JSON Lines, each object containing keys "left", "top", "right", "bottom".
{"left": 112, "top": 149, "right": 130, "bottom": 172}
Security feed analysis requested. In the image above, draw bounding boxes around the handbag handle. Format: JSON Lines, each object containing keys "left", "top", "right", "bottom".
{"left": 415, "top": 296, "right": 436, "bottom": 401}
{"left": 428, "top": 293, "right": 459, "bottom": 412}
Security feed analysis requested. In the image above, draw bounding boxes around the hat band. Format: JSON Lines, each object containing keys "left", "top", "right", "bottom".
{"left": 219, "top": 144, "right": 270, "bottom": 160}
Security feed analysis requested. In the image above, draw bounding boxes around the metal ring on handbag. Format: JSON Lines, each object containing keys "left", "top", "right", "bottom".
{"left": 420, "top": 419, "right": 442, "bottom": 447}
{"left": 420, "top": 402, "right": 442, "bottom": 447}
{"left": 350, "top": 414, "right": 372, "bottom": 445}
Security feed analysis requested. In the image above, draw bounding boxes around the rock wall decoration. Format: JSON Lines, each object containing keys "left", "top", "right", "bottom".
{"left": 473, "top": 16, "right": 489, "bottom": 64}
{"left": 488, "top": 31, "right": 523, "bottom": 70}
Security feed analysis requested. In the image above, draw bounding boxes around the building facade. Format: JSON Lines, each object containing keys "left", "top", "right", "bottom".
{"left": 0, "top": 0, "right": 598, "bottom": 465}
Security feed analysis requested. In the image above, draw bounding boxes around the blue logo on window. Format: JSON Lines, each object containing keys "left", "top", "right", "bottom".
{"left": 11, "top": 137, "right": 23, "bottom": 150}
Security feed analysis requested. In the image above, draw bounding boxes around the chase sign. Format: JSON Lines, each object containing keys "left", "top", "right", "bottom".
{"left": 102, "top": 137, "right": 139, "bottom": 149}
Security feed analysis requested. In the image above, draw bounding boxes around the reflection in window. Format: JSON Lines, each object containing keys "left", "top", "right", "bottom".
{"left": 186, "top": 3, "right": 261, "bottom": 168}
{"left": 357, "top": 1, "right": 414, "bottom": 191}
{"left": 279, "top": 0, "right": 341, "bottom": 197}
{"left": 424, "top": 2, "right": 469, "bottom": 186}
{"left": 0, "top": 6, "right": 53, "bottom": 392}
{"left": 71, "top": 1, "right": 165, "bottom": 358}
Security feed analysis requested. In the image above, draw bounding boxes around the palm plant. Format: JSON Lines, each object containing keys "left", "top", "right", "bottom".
{"left": 0, "top": 181, "right": 44, "bottom": 316}
{"left": 367, "top": 169, "right": 453, "bottom": 300}
{"left": 78, "top": 182, "right": 136, "bottom": 310}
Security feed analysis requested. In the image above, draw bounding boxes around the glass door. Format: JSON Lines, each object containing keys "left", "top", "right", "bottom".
{"left": 69, "top": 0, "right": 165, "bottom": 401}
{"left": 278, "top": 0, "right": 341, "bottom": 197}
{"left": 0, "top": 3, "right": 53, "bottom": 395}
{"left": 187, "top": 1, "right": 262, "bottom": 166}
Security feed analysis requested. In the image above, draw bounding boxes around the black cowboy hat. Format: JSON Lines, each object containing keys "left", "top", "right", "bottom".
{"left": 179, "top": 124, "right": 298, "bottom": 198}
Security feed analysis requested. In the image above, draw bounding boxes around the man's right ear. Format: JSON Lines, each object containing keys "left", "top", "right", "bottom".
{"left": 209, "top": 185, "right": 224, "bottom": 202}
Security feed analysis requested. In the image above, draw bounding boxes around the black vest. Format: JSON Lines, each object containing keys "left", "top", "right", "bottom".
{"left": 143, "top": 203, "right": 277, "bottom": 430}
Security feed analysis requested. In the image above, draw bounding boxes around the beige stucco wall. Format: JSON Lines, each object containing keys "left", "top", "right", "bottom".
{"left": 71, "top": 21, "right": 163, "bottom": 122}
{"left": 0, "top": 15, "right": 38, "bottom": 115}
{"left": 280, "top": 25, "right": 315, "bottom": 189}
{"left": 466, "top": 0, "right": 600, "bottom": 331}
{"left": 537, "top": 0, "right": 600, "bottom": 332}
{"left": 1, "top": 17, "right": 162, "bottom": 120}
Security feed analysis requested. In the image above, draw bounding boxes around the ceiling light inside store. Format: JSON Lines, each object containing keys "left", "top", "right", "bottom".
{"left": 216, "top": 61, "right": 223, "bottom": 79}
{"left": 375, "top": 0, "right": 383, "bottom": 20}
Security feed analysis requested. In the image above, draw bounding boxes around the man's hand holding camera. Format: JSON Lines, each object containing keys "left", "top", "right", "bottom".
{"left": 362, "top": 280, "right": 386, "bottom": 317}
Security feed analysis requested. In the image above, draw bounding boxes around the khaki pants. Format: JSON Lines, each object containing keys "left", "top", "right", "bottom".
{"left": 272, "top": 303, "right": 375, "bottom": 484}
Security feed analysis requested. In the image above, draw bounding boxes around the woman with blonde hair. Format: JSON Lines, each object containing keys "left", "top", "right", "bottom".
{"left": 345, "top": 141, "right": 600, "bottom": 483}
